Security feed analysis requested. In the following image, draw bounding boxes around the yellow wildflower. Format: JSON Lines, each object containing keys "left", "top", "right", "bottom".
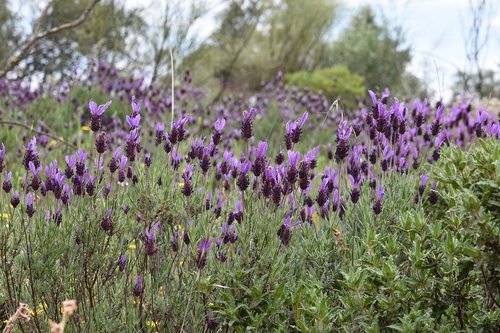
{"left": 82, "top": 125, "right": 90, "bottom": 132}
{"left": 128, "top": 242, "right": 136, "bottom": 250}
{"left": 312, "top": 212, "right": 320, "bottom": 231}
{"left": 146, "top": 321, "right": 159, "bottom": 329}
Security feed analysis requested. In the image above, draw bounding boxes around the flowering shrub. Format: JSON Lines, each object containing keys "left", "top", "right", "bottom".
{"left": 0, "top": 66, "right": 498, "bottom": 331}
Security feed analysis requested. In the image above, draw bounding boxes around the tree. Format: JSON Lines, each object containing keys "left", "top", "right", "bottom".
{"left": 327, "top": 6, "right": 411, "bottom": 92}
{"left": 461, "top": 0, "right": 498, "bottom": 98}
{"left": 0, "top": 0, "right": 20, "bottom": 68}
{"left": 1, "top": 0, "right": 145, "bottom": 80}
{"left": 185, "top": 0, "right": 339, "bottom": 94}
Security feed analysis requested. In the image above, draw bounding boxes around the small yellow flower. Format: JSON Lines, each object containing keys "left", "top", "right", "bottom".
{"left": 178, "top": 181, "right": 184, "bottom": 188}
{"left": 146, "top": 321, "right": 159, "bottom": 329}
{"left": 208, "top": 302, "right": 214, "bottom": 306}
{"left": 49, "top": 140, "right": 57, "bottom": 147}
{"left": 82, "top": 125, "right": 90, "bottom": 132}
{"left": 133, "top": 299, "right": 141, "bottom": 306}
{"left": 128, "top": 242, "right": 136, "bottom": 250}
{"left": 59, "top": 136, "right": 65, "bottom": 142}
{"left": 3, "top": 319, "right": 8, "bottom": 324}
{"left": 179, "top": 260, "right": 184, "bottom": 267}
{"left": 312, "top": 212, "right": 320, "bottom": 231}
{"left": 2, "top": 213, "right": 9, "bottom": 220}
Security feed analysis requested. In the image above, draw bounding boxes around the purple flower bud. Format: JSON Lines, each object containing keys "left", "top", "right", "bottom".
{"left": 26, "top": 193, "right": 35, "bottom": 218}
{"left": 101, "top": 209, "right": 113, "bottom": 232}
{"left": 119, "top": 255, "right": 127, "bottom": 272}
{"left": 11, "top": 190, "right": 20, "bottom": 208}
{"left": 3, "top": 171, "right": 12, "bottom": 193}
{"left": 95, "top": 132, "right": 108, "bottom": 154}
{"left": 144, "top": 152, "right": 152, "bottom": 168}
{"left": 196, "top": 239, "right": 212, "bottom": 270}
{"left": 241, "top": 108, "right": 257, "bottom": 139}
{"left": 89, "top": 99, "right": 112, "bottom": 132}
{"left": 133, "top": 275, "right": 144, "bottom": 296}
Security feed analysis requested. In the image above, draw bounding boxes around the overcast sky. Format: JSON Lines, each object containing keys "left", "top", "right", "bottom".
{"left": 345, "top": 0, "right": 499, "bottom": 99}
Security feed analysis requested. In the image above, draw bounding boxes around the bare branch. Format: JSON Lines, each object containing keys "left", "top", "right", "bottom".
{"left": 0, "top": 0, "right": 101, "bottom": 79}
{"left": 0, "top": 120, "right": 78, "bottom": 150}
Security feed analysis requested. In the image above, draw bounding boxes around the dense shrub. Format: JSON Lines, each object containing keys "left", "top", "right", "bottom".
{"left": 285, "top": 66, "right": 365, "bottom": 110}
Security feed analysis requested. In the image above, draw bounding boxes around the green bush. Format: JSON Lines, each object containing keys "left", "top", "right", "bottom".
{"left": 284, "top": 66, "right": 365, "bottom": 110}
{"left": 337, "top": 139, "right": 500, "bottom": 332}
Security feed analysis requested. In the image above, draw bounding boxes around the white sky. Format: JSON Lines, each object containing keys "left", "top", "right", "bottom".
{"left": 343, "top": 0, "right": 500, "bottom": 99}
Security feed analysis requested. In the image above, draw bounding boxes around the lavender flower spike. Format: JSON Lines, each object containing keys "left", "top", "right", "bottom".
{"left": 89, "top": 99, "right": 112, "bottom": 132}
{"left": 196, "top": 238, "right": 212, "bottom": 270}
{"left": 133, "top": 275, "right": 144, "bottom": 296}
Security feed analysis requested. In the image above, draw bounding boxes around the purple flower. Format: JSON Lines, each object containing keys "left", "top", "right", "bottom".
{"left": 26, "top": 192, "right": 34, "bottom": 206}
{"left": 156, "top": 123, "right": 165, "bottom": 145}
{"left": 131, "top": 96, "right": 142, "bottom": 115}
{"left": 86, "top": 174, "right": 96, "bottom": 196}
{"left": 196, "top": 238, "right": 212, "bottom": 270}
{"left": 11, "top": 190, "right": 20, "bottom": 208}
{"left": 145, "top": 227, "right": 157, "bottom": 256}
{"left": 23, "top": 137, "right": 40, "bottom": 170}
{"left": 89, "top": 99, "right": 112, "bottom": 117}
{"left": 256, "top": 141, "right": 268, "bottom": 158}
{"left": 26, "top": 192, "right": 35, "bottom": 218}
{"left": 119, "top": 255, "right": 127, "bottom": 272}
{"left": 95, "top": 132, "right": 108, "bottom": 154}
{"left": 429, "top": 181, "right": 439, "bottom": 204}
{"left": 214, "top": 118, "right": 226, "bottom": 133}
{"left": 133, "top": 275, "right": 144, "bottom": 296}
{"left": 113, "top": 147, "right": 122, "bottom": 160}
{"left": 237, "top": 160, "right": 251, "bottom": 191}
{"left": 239, "top": 160, "right": 252, "bottom": 175}
{"left": 144, "top": 152, "right": 152, "bottom": 168}
{"left": 2, "top": 171, "right": 12, "bottom": 193}
{"left": 0, "top": 143, "right": 5, "bottom": 160}
{"left": 104, "top": 183, "right": 112, "bottom": 199}
{"left": 89, "top": 99, "right": 112, "bottom": 132}
{"left": 348, "top": 175, "right": 363, "bottom": 204}
{"left": 126, "top": 114, "right": 141, "bottom": 130}
{"left": 182, "top": 165, "right": 193, "bottom": 196}
{"left": 119, "top": 155, "right": 128, "bottom": 171}
{"left": 335, "top": 120, "right": 352, "bottom": 163}
{"left": 287, "top": 151, "right": 300, "bottom": 169}
{"left": 277, "top": 211, "right": 300, "bottom": 245}
{"left": 101, "top": 209, "right": 113, "bottom": 232}
{"left": 0, "top": 143, "right": 5, "bottom": 172}
{"left": 316, "top": 178, "right": 329, "bottom": 207}
{"left": 241, "top": 108, "right": 257, "bottom": 139}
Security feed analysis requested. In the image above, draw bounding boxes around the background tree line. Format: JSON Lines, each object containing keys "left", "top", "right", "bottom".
{"left": 0, "top": 0, "right": 498, "bottom": 105}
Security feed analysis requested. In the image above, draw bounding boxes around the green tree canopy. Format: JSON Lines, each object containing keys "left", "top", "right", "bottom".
{"left": 327, "top": 6, "right": 411, "bottom": 93}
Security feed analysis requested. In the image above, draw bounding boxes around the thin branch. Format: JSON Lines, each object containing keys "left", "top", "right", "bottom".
{"left": 0, "top": 0, "right": 101, "bottom": 79}
{"left": 0, "top": 120, "right": 78, "bottom": 150}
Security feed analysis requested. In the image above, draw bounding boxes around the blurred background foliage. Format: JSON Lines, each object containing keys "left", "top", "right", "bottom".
{"left": 0, "top": 0, "right": 499, "bottom": 104}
